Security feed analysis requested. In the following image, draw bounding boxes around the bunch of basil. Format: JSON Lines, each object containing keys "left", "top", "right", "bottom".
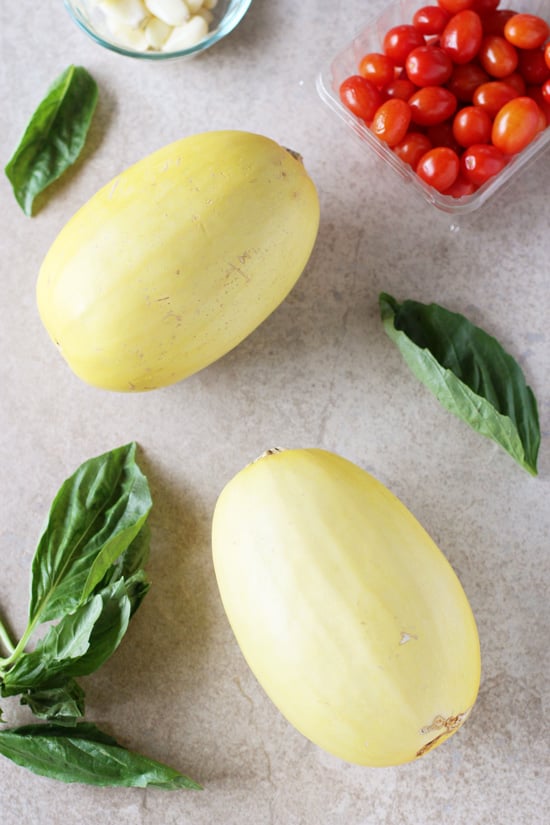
{"left": 0, "top": 443, "right": 199, "bottom": 789}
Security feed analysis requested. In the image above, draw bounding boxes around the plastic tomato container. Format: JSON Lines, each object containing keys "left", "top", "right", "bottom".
{"left": 316, "top": 0, "right": 550, "bottom": 214}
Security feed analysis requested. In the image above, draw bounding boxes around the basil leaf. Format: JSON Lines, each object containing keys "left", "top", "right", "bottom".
{"left": 29, "top": 442, "right": 152, "bottom": 625}
{"left": 99, "top": 522, "right": 151, "bottom": 588}
{"left": 2, "top": 572, "right": 149, "bottom": 699}
{"left": 0, "top": 722, "right": 202, "bottom": 789}
{"left": 379, "top": 293, "right": 540, "bottom": 475}
{"left": 20, "top": 680, "right": 85, "bottom": 721}
{"left": 4, "top": 65, "right": 98, "bottom": 216}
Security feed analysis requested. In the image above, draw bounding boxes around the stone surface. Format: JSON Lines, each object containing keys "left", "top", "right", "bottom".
{"left": 0, "top": 1, "right": 549, "bottom": 823}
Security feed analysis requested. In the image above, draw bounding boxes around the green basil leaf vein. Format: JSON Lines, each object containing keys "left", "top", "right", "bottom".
{"left": 379, "top": 292, "right": 540, "bottom": 475}
{"left": 29, "top": 442, "right": 152, "bottom": 625}
{"left": 4, "top": 65, "right": 98, "bottom": 216}
{"left": 0, "top": 722, "right": 201, "bottom": 789}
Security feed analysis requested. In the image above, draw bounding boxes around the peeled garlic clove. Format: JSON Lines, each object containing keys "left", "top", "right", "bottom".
{"left": 196, "top": 8, "right": 213, "bottom": 24}
{"left": 99, "top": 0, "right": 148, "bottom": 27}
{"left": 105, "top": 17, "right": 149, "bottom": 49}
{"left": 144, "top": 15, "right": 173, "bottom": 48}
{"left": 162, "top": 14, "right": 208, "bottom": 50}
{"left": 185, "top": 0, "right": 204, "bottom": 11}
{"left": 144, "top": 0, "right": 190, "bottom": 26}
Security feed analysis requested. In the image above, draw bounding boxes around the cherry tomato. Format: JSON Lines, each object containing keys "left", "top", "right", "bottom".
{"left": 479, "top": 35, "right": 519, "bottom": 78}
{"left": 453, "top": 105, "right": 493, "bottom": 146}
{"left": 442, "top": 173, "right": 477, "bottom": 197}
{"left": 499, "top": 71, "right": 526, "bottom": 95}
{"left": 413, "top": 5, "right": 451, "bottom": 35}
{"left": 426, "top": 120, "right": 462, "bottom": 152}
{"left": 527, "top": 84, "right": 550, "bottom": 126}
{"left": 461, "top": 143, "right": 508, "bottom": 185}
{"left": 492, "top": 96, "right": 542, "bottom": 154}
{"left": 339, "top": 76, "right": 384, "bottom": 122}
{"left": 437, "top": 0, "right": 475, "bottom": 13}
{"left": 385, "top": 77, "right": 418, "bottom": 100}
{"left": 478, "top": 9, "right": 517, "bottom": 37}
{"left": 383, "top": 25, "right": 426, "bottom": 65}
{"left": 472, "top": 81, "right": 519, "bottom": 116}
{"left": 409, "top": 86, "right": 458, "bottom": 125}
{"left": 542, "top": 79, "right": 550, "bottom": 108}
{"left": 441, "top": 10, "right": 483, "bottom": 64}
{"left": 371, "top": 99, "right": 412, "bottom": 146}
{"left": 406, "top": 45, "right": 453, "bottom": 85}
{"left": 518, "top": 48, "right": 550, "bottom": 86}
{"left": 545, "top": 42, "right": 550, "bottom": 72}
{"left": 393, "top": 131, "right": 433, "bottom": 166}
{"left": 470, "top": 0, "right": 500, "bottom": 11}
{"left": 503, "top": 14, "right": 549, "bottom": 49}
{"left": 446, "top": 62, "right": 490, "bottom": 101}
{"left": 416, "top": 146, "right": 460, "bottom": 192}
{"left": 359, "top": 52, "right": 396, "bottom": 88}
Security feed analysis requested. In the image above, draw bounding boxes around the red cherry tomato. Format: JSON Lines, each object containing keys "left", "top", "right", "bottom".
{"left": 479, "top": 35, "right": 519, "bottom": 78}
{"left": 443, "top": 173, "right": 477, "bottom": 197}
{"left": 527, "top": 84, "right": 550, "bottom": 126}
{"left": 441, "top": 10, "right": 483, "bottom": 64}
{"left": 470, "top": 0, "right": 500, "bottom": 11}
{"left": 385, "top": 77, "right": 418, "bottom": 100}
{"left": 500, "top": 71, "right": 526, "bottom": 95}
{"left": 503, "top": 14, "right": 550, "bottom": 49}
{"left": 409, "top": 86, "right": 458, "bottom": 125}
{"left": 383, "top": 25, "right": 426, "bottom": 65}
{"left": 413, "top": 5, "right": 451, "bottom": 35}
{"left": 446, "top": 62, "right": 490, "bottom": 101}
{"left": 359, "top": 52, "right": 396, "bottom": 88}
{"left": 371, "top": 99, "right": 412, "bottom": 146}
{"left": 492, "top": 96, "right": 543, "bottom": 154}
{"left": 394, "top": 131, "right": 433, "bottom": 166}
{"left": 472, "top": 81, "right": 519, "bottom": 116}
{"left": 545, "top": 42, "right": 550, "bottom": 72}
{"left": 437, "top": 0, "right": 475, "bottom": 13}
{"left": 542, "top": 79, "right": 550, "bottom": 108}
{"left": 461, "top": 143, "right": 508, "bottom": 185}
{"left": 339, "top": 76, "right": 384, "bottom": 122}
{"left": 518, "top": 48, "right": 550, "bottom": 86}
{"left": 453, "top": 105, "right": 493, "bottom": 146}
{"left": 426, "top": 120, "right": 462, "bottom": 152}
{"left": 478, "top": 9, "right": 517, "bottom": 37}
{"left": 416, "top": 146, "right": 460, "bottom": 192}
{"left": 406, "top": 45, "right": 453, "bottom": 85}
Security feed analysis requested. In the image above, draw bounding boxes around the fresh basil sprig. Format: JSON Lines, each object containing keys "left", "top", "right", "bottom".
{"left": 4, "top": 64, "right": 98, "bottom": 216}
{"left": 379, "top": 293, "right": 540, "bottom": 475}
{"left": 0, "top": 444, "right": 200, "bottom": 789}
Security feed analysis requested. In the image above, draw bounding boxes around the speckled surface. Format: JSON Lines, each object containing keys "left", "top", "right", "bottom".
{"left": 1, "top": 1, "right": 549, "bottom": 823}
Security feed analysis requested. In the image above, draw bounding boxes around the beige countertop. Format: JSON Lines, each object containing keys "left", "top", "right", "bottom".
{"left": 1, "top": 1, "right": 549, "bottom": 823}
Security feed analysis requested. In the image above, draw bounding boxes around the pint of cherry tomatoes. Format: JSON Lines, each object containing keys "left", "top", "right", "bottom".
{"left": 333, "top": 0, "right": 550, "bottom": 203}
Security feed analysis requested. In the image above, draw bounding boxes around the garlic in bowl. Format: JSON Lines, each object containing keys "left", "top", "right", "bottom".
{"left": 63, "top": 0, "right": 253, "bottom": 59}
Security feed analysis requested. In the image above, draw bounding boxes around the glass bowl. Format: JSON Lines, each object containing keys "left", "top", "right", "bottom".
{"left": 64, "top": 0, "right": 253, "bottom": 60}
{"left": 317, "top": 0, "right": 550, "bottom": 214}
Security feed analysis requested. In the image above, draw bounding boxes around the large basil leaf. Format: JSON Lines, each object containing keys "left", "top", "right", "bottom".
{"left": 0, "top": 722, "right": 201, "bottom": 789}
{"left": 3, "top": 572, "right": 149, "bottom": 699}
{"left": 4, "top": 65, "right": 98, "bottom": 216}
{"left": 379, "top": 293, "right": 540, "bottom": 475}
{"left": 29, "top": 442, "right": 152, "bottom": 625}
